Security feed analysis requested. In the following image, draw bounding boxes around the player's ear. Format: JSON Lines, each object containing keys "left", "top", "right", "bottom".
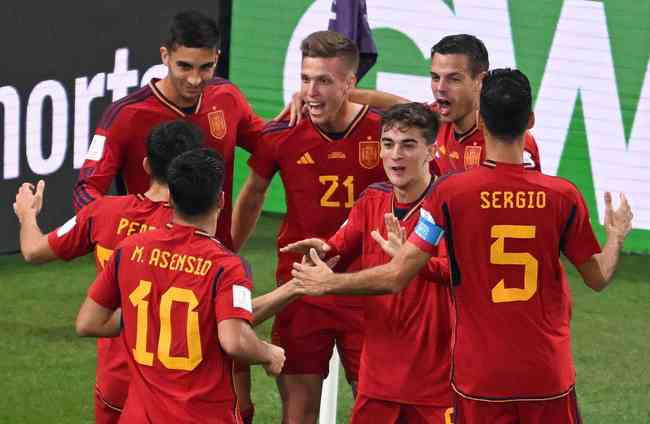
{"left": 527, "top": 112, "right": 535, "bottom": 130}
{"left": 160, "top": 46, "right": 170, "bottom": 66}
{"left": 142, "top": 157, "right": 151, "bottom": 176}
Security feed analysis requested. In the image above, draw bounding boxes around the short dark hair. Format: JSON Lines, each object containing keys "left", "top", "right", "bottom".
{"left": 381, "top": 103, "right": 440, "bottom": 145}
{"left": 431, "top": 34, "right": 489, "bottom": 77}
{"left": 301, "top": 30, "right": 359, "bottom": 74}
{"left": 164, "top": 10, "right": 220, "bottom": 50}
{"left": 146, "top": 121, "right": 203, "bottom": 184}
{"left": 167, "top": 148, "right": 225, "bottom": 217}
{"left": 479, "top": 68, "right": 532, "bottom": 142}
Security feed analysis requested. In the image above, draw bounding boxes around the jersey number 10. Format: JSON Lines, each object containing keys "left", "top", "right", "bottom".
{"left": 129, "top": 280, "right": 203, "bottom": 371}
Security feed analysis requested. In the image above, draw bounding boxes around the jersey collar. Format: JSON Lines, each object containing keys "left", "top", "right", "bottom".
{"left": 149, "top": 78, "right": 202, "bottom": 118}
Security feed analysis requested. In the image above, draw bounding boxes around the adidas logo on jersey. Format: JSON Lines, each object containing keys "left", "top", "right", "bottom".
{"left": 296, "top": 152, "right": 315, "bottom": 165}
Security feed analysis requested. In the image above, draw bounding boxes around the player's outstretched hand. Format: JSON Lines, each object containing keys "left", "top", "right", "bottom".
{"left": 262, "top": 342, "right": 285, "bottom": 376}
{"left": 13, "top": 180, "right": 45, "bottom": 221}
{"left": 272, "top": 91, "right": 306, "bottom": 127}
{"left": 281, "top": 238, "right": 331, "bottom": 257}
{"left": 371, "top": 213, "right": 406, "bottom": 257}
{"left": 291, "top": 248, "right": 334, "bottom": 296}
{"left": 603, "top": 192, "right": 633, "bottom": 243}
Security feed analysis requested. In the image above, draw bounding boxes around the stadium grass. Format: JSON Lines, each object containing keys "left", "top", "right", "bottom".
{"left": 0, "top": 213, "right": 647, "bottom": 423}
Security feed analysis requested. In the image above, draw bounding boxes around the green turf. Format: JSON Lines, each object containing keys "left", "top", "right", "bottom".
{"left": 0, "top": 213, "right": 648, "bottom": 423}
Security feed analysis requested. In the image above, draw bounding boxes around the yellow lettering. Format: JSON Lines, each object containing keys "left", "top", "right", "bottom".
{"left": 199, "top": 260, "right": 212, "bottom": 276}
{"left": 194, "top": 258, "right": 204, "bottom": 276}
{"left": 159, "top": 250, "right": 171, "bottom": 269}
{"left": 537, "top": 192, "right": 546, "bottom": 208}
{"left": 117, "top": 218, "right": 130, "bottom": 235}
{"left": 503, "top": 191, "right": 514, "bottom": 209}
{"left": 149, "top": 249, "right": 161, "bottom": 267}
{"left": 186, "top": 256, "right": 196, "bottom": 273}
{"left": 516, "top": 191, "right": 526, "bottom": 208}
{"left": 492, "top": 191, "right": 502, "bottom": 208}
{"left": 131, "top": 246, "right": 144, "bottom": 262}
{"left": 527, "top": 191, "right": 535, "bottom": 208}
{"left": 127, "top": 220, "right": 141, "bottom": 236}
{"left": 480, "top": 191, "right": 491, "bottom": 209}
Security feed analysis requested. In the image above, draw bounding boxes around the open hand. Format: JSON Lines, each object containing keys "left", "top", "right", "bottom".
{"left": 603, "top": 192, "right": 633, "bottom": 244}
{"left": 272, "top": 91, "right": 306, "bottom": 127}
{"left": 371, "top": 213, "right": 406, "bottom": 257}
{"left": 291, "top": 249, "right": 335, "bottom": 296}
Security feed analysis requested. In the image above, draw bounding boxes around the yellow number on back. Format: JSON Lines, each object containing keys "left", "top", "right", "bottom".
{"left": 490, "top": 225, "right": 538, "bottom": 303}
{"left": 128, "top": 280, "right": 203, "bottom": 371}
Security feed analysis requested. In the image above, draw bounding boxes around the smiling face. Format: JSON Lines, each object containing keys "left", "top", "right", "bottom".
{"left": 380, "top": 125, "right": 434, "bottom": 193}
{"left": 300, "top": 56, "right": 355, "bottom": 131}
{"left": 430, "top": 53, "right": 482, "bottom": 132}
{"left": 161, "top": 45, "right": 218, "bottom": 107}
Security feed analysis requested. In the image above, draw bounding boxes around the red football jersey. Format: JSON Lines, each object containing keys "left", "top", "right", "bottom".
{"left": 409, "top": 161, "right": 601, "bottom": 401}
{"left": 249, "top": 106, "right": 386, "bottom": 306}
{"left": 73, "top": 78, "right": 266, "bottom": 249}
{"left": 89, "top": 223, "right": 254, "bottom": 423}
{"left": 48, "top": 193, "right": 172, "bottom": 407}
{"left": 429, "top": 103, "right": 541, "bottom": 176}
{"left": 328, "top": 182, "right": 453, "bottom": 406}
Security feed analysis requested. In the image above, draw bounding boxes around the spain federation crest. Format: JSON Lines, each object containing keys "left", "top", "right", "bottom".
{"left": 359, "top": 141, "right": 380, "bottom": 169}
{"left": 208, "top": 110, "right": 227, "bottom": 140}
{"left": 464, "top": 145, "right": 482, "bottom": 169}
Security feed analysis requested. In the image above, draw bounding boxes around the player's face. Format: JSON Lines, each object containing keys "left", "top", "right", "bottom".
{"left": 300, "top": 57, "right": 354, "bottom": 130}
{"left": 430, "top": 53, "right": 482, "bottom": 130}
{"left": 380, "top": 125, "right": 434, "bottom": 191}
{"left": 161, "top": 45, "right": 218, "bottom": 106}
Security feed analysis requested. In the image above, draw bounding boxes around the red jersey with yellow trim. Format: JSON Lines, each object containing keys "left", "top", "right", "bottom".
{"left": 429, "top": 103, "right": 541, "bottom": 176}
{"left": 73, "top": 77, "right": 266, "bottom": 249}
{"left": 88, "top": 223, "right": 254, "bottom": 424}
{"left": 47, "top": 193, "right": 172, "bottom": 408}
{"left": 328, "top": 182, "right": 453, "bottom": 406}
{"left": 248, "top": 106, "right": 386, "bottom": 306}
{"left": 409, "top": 161, "right": 601, "bottom": 401}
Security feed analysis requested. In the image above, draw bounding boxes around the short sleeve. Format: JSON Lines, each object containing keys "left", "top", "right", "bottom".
{"left": 47, "top": 202, "right": 96, "bottom": 261}
{"left": 234, "top": 88, "right": 266, "bottom": 153}
{"left": 524, "top": 132, "right": 542, "bottom": 171}
{"left": 247, "top": 132, "right": 280, "bottom": 180}
{"left": 408, "top": 188, "right": 445, "bottom": 255}
{"left": 88, "top": 249, "right": 122, "bottom": 310}
{"left": 215, "top": 258, "right": 254, "bottom": 324}
{"left": 561, "top": 192, "right": 601, "bottom": 266}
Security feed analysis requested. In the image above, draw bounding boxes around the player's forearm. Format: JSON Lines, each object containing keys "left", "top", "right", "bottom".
{"left": 76, "top": 299, "right": 121, "bottom": 338}
{"left": 349, "top": 88, "right": 409, "bottom": 110}
{"left": 18, "top": 213, "right": 56, "bottom": 264}
{"left": 252, "top": 283, "right": 300, "bottom": 326}
{"left": 231, "top": 188, "right": 266, "bottom": 252}
{"left": 590, "top": 230, "right": 626, "bottom": 291}
{"left": 419, "top": 257, "right": 450, "bottom": 284}
{"left": 224, "top": 325, "right": 275, "bottom": 365}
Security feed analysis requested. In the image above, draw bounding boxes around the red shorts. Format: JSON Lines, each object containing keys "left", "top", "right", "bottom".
{"left": 351, "top": 393, "right": 454, "bottom": 424}
{"left": 94, "top": 386, "right": 122, "bottom": 424}
{"left": 453, "top": 389, "right": 582, "bottom": 424}
{"left": 271, "top": 298, "right": 364, "bottom": 382}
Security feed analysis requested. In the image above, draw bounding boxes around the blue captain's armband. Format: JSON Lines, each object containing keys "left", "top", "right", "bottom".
{"left": 414, "top": 208, "right": 444, "bottom": 246}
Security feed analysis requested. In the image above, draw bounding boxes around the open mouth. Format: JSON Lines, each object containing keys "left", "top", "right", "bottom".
{"left": 436, "top": 99, "right": 452, "bottom": 116}
{"left": 307, "top": 101, "right": 325, "bottom": 115}
{"left": 390, "top": 166, "right": 406, "bottom": 174}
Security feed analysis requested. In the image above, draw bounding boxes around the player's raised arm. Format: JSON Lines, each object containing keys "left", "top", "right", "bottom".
{"left": 13, "top": 180, "right": 57, "bottom": 263}
{"left": 231, "top": 170, "right": 272, "bottom": 252}
{"left": 348, "top": 88, "right": 410, "bottom": 110}
{"left": 577, "top": 192, "right": 633, "bottom": 291}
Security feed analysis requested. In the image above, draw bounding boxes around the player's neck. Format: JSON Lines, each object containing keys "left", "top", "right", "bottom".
{"left": 172, "top": 210, "right": 220, "bottom": 236}
{"left": 484, "top": 134, "right": 525, "bottom": 164}
{"left": 156, "top": 78, "right": 195, "bottom": 108}
{"left": 144, "top": 183, "right": 170, "bottom": 203}
{"left": 452, "top": 110, "right": 478, "bottom": 134}
{"left": 320, "top": 100, "right": 362, "bottom": 133}
{"left": 393, "top": 173, "right": 432, "bottom": 203}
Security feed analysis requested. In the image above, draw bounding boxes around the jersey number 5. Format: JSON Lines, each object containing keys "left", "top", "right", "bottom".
{"left": 319, "top": 175, "right": 355, "bottom": 208}
{"left": 490, "top": 225, "right": 539, "bottom": 303}
{"left": 129, "top": 280, "right": 203, "bottom": 371}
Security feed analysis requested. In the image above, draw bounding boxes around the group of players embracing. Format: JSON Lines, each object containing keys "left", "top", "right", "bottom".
{"left": 13, "top": 8, "right": 633, "bottom": 424}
